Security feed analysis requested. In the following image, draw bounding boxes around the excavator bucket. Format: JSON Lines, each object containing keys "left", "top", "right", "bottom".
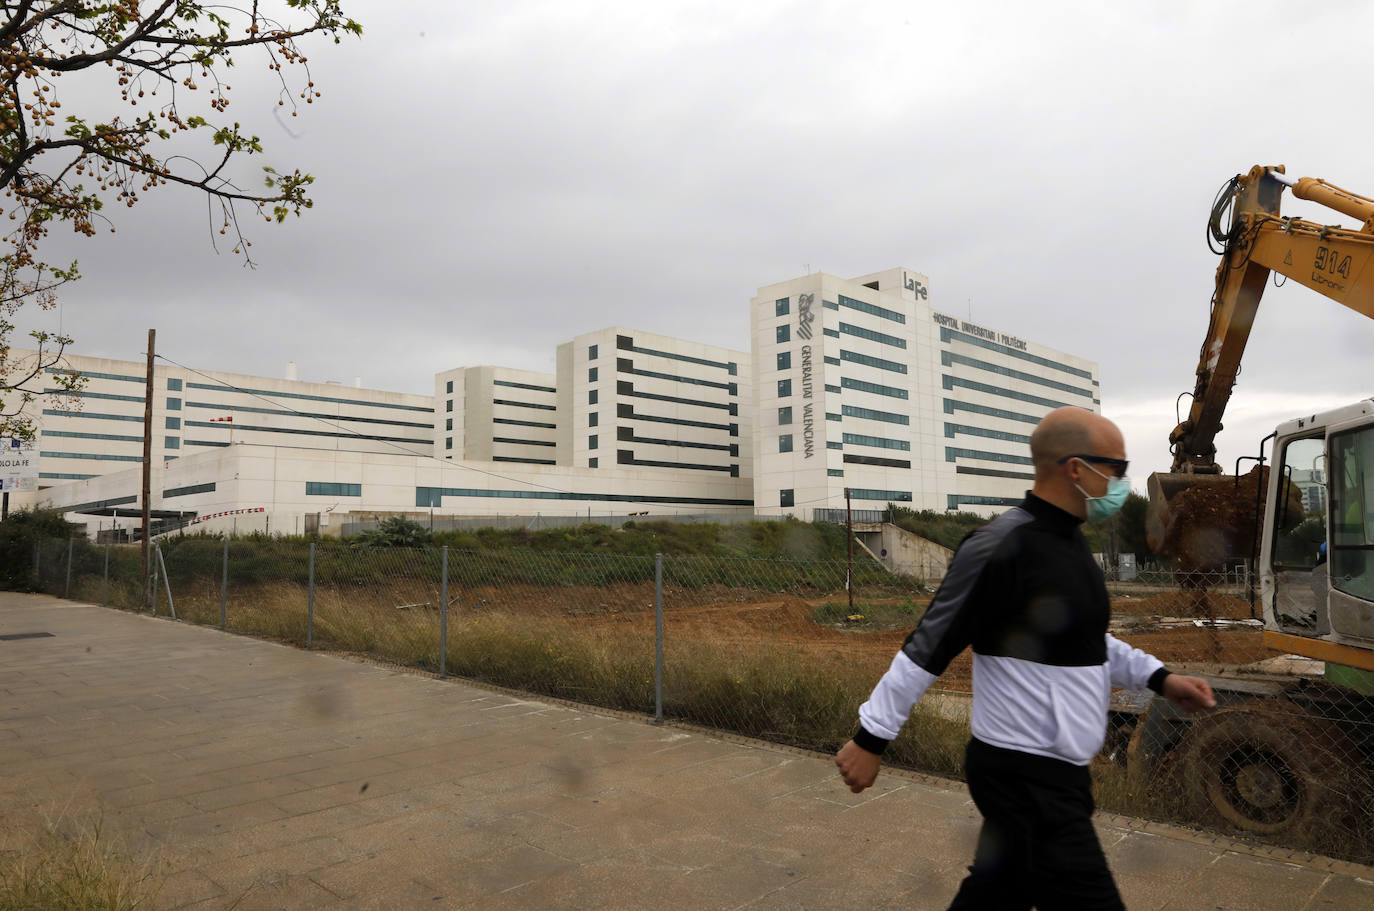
{"left": 1146, "top": 471, "right": 1265, "bottom": 572}
{"left": 1146, "top": 473, "right": 1218, "bottom": 554}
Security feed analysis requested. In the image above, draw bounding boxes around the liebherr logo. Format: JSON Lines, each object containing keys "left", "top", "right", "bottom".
{"left": 797, "top": 292, "right": 815, "bottom": 340}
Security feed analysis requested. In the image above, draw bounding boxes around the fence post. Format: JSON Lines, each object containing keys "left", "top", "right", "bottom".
{"left": 156, "top": 544, "right": 176, "bottom": 619}
{"left": 151, "top": 550, "right": 160, "bottom": 616}
{"left": 307, "top": 542, "right": 316, "bottom": 648}
{"left": 440, "top": 546, "right": 448, "bottom": 677}
{"left": 654, "top": 553, "right": 664, "bottom": 724}
{"left": 102, "top": 544, "right": 109, "bottom": 606}
{"left": 220, "top": 536, "right": 229, "bottom": 630}
{"left": 64, "top": 536, "right": 73, "bottom": 598}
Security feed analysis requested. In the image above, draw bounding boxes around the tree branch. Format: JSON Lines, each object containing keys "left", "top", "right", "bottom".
{"left": 25, "top": 1, "right": 177, "bottom": 73}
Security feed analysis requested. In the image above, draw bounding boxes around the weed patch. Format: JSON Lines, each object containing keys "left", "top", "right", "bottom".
{"left": 811, "top": 598, "right": 927, "bottom": 631}
{"left": 0, "top": 814, "right": 160, "bottom": 911}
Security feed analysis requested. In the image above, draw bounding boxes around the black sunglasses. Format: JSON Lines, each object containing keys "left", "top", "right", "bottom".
{"left": 1057, "top": 454, "right": 1130, "bottom": 477}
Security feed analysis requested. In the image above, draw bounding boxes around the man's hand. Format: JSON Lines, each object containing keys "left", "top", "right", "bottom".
{"left": 1162, "top": 674, "right": 1216, "bottom": 713}
{"left": 835, "top": 739, "right": 882, "bottom": 793}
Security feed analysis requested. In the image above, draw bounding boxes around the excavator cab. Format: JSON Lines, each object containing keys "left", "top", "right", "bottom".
{"left": 1318, "top": 405, "right": 1374, "bottom": 644}
{"left": 1252, "top": 401, "right": 1374, "bottom": 653}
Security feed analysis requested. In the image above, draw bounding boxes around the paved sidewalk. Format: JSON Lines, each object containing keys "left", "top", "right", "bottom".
{"left": 3, "top": 592, "right": 1372, "bottom": 911}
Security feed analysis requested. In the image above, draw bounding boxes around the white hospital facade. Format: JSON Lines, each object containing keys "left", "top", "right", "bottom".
{"left": 10, "top": 266, "right": 1099, "bottom": 535}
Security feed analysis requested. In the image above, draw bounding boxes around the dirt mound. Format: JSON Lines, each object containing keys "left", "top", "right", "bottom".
{"left": 1163, "top": 467, "right": 1270, "bottom": 574}
{"left": 1116, "top": 592, "right": 1255, "bottom": 620}
{"left": 1117, "top": 627, "right": 1267, "bottom": 667}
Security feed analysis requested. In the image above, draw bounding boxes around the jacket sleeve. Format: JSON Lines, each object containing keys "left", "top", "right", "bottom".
{"left": 857, "top": 524, "right": 1015, "bottom": 749}
{"left": 1105, "top": 633, "right": 1165, "bottom": 691}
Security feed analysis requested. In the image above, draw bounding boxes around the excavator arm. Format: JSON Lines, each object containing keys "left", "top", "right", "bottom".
{"left": 1168, "top": 165, "right": 1374, "bottom": 474}
{"left": 1148, "top": 165, "right": 1374, "bottom": 554}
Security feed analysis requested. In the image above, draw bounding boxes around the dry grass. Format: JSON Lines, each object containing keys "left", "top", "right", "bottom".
{"left": 107, "top": 581, "right": 972, "bottom": 777}
{"left": 0, "top": 812, "right": 161, "bottom": 911}
{"left": 86, "top": 576, "right": 1374, "bottom": 863}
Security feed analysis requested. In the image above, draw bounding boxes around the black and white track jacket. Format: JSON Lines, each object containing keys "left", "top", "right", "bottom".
{"left": 856, "top": 493, "right": 1169, "bottom": 767}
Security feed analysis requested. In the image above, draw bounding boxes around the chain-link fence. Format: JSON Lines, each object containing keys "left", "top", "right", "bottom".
{"left": 341, "top": 512, "right": 787, "bottom": 536}
{"left": 19, "top": 535, "right": 1374, "bottom": 864}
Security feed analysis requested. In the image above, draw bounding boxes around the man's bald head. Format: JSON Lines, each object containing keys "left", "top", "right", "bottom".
{"left": 1030, "top": 407, "right": 1123, "bottom": 480}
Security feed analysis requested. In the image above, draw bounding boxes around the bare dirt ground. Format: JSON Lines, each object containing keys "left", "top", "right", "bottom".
{"left": 463, "top": 583, "right": 1270, "bottom": 693}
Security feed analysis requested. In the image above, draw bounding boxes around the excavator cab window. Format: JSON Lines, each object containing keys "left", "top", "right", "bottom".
{"left": 1330, "top": 425, "right": 1374, "bottom": 601}
{"left": 1271, "top": 436, "right": 1325, "bottom": 570}
{"left": 1270, "top": 435, "right": 1326, "bottom": 632}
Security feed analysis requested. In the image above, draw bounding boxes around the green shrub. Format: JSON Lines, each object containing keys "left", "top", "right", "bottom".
{"left": 352, "top": 516, "right": 433, "bottom": 548}
{"left": 0, "top": 509, "right": 88, "bottom": 592}
{"left": 428, "top": 518, "right": 856, "bottom": 560}
{"left": 885, "top": 505, "right": 989, "bottom": 551}
{"left": 811, "top": 598, "right": 927, "bottom": 630}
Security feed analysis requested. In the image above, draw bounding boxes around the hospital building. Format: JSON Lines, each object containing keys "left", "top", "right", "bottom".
{"left": 8, "top": 266, "right": 1098, "bottom": 535}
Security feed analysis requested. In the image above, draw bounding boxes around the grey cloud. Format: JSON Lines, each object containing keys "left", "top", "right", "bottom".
{"left": 13, "top": 0, "right": 1374, "bottom": 476}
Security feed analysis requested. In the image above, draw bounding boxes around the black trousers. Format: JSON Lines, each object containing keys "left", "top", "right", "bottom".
{"left": 947, "top": 738, "right": 1125, "bottom": 911}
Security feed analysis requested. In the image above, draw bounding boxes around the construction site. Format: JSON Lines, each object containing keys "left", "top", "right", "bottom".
{"left": 5, "top": 163, "right": 1374, "bottom": 874}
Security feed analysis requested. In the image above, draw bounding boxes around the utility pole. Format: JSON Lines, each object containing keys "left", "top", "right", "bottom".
{"left": 141, "top": 329, "right": 155, "bottom": 585}
{"left": 845, "top": 487, "right": 854, "bottom": 613}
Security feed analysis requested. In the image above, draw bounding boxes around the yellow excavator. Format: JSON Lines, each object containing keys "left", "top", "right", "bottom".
{"left": 1147, "top": 165, "right": 1374, "bottom": 560}
{"left": 1131, "top": 165, "right": 1374, "bottom": 845}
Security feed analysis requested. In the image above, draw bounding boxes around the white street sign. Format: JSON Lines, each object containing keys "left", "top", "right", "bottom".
{"left": 0, "top": 437, "right": 39, "bottom": 492}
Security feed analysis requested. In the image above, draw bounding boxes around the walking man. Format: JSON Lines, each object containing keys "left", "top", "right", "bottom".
{"left": 835, "top": 406, "right": 1216, "bottom": 909}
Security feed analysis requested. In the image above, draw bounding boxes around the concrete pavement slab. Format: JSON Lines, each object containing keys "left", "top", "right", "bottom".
{"left": 5, "top": 592, "right": 1374, "bottom": 911}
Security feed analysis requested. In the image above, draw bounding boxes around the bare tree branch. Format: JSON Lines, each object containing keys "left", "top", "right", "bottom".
{"left": 1, "top": 0, "right": 361, "bottom": 420}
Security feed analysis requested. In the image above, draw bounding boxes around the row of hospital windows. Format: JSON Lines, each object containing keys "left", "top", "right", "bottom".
{"left": 53, "top": 355, "right": 1084, "bottom": 441}
{"left": 41, "top": 439, "right": 183, "bottom": 460}
{"left": 48, "top": 369, "right": 185, "bottom": 390}
{"left": 779, "top": 434, "right": 1028, "bottom": 466}
{"left": 776, "top": 406, "right": 909, "bottom": 431}
{"left": 443, "top": 378, "right": 557, "bottom": 395}
{"left": 941, "top": 352, "right": 1092, "bottom": 398}
{"left": 776, "top": 431, "right": 1032, "bottom": 459}
{"left": 444, "top": 436, "right": 560, "bottom": 451}
{"left": 775, "top": 321, "right": 905, "bottom": 350}
{"left": 941, "top": 329, "right": 1094, "bottom": 381}
{"left": 47, "top": 425, "right": 1025, "bottom": 469}
{"left": 617, "top": 381, "right": 738, "bottom": 414}
{"left": 50, "top": 426, "right": 1021, "bottom": 466}
{"left": 617, "top": 335, "right": 738, "bottom": 375}
{"left": 40, "top": 413, "right": 432, "bottom": 449}
{"left": 619, "top": 359, "right": 737, "bottom": 394}
{"left": 184, "top": 382, "right": 432, "bottom": 413}
{"left": 415, "top": 487, "right": 751, "bottom": 508}
{"left": 616, "top": 450, "right": 739, "bottom": 475}
{"left": 444, "top": 435, "right": 736, "bottom": 461}
{"left": 47, "top": 331, "right": 1091, "bottom": 428}
{"left": 445, "top": 366, "right": 737, "bottom": 412}
{"left": 778, "top": 487, "right": 911, "bottom": 508}
{"left": 768, "top": 303, "right": 1095, "bottom": 382}
{"left": 45, "top": 397, "right": 430, "bottom": 433}
{"left": 776, "top": 349, "right": 906, "bottom": 375}
{"left": 48, "top": 367, "right": 430, "bottom": 415}
{"left": 776, "top": 377, "right": 906, "bottom": 400}
{"left": 773, "top": 352, "right": 1092, "bottom": 402}
{"left": 617, "top": 404, "right": 739, "bottom": 436}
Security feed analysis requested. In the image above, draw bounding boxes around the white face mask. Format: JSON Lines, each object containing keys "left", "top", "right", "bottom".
{"left": 1074, "top": 461, "right": 1131, "bottom": 521}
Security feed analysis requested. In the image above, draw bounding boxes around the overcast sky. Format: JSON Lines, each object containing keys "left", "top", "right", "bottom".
{"left": 13, "top": 0, "right": 1374, "bottom": 490}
